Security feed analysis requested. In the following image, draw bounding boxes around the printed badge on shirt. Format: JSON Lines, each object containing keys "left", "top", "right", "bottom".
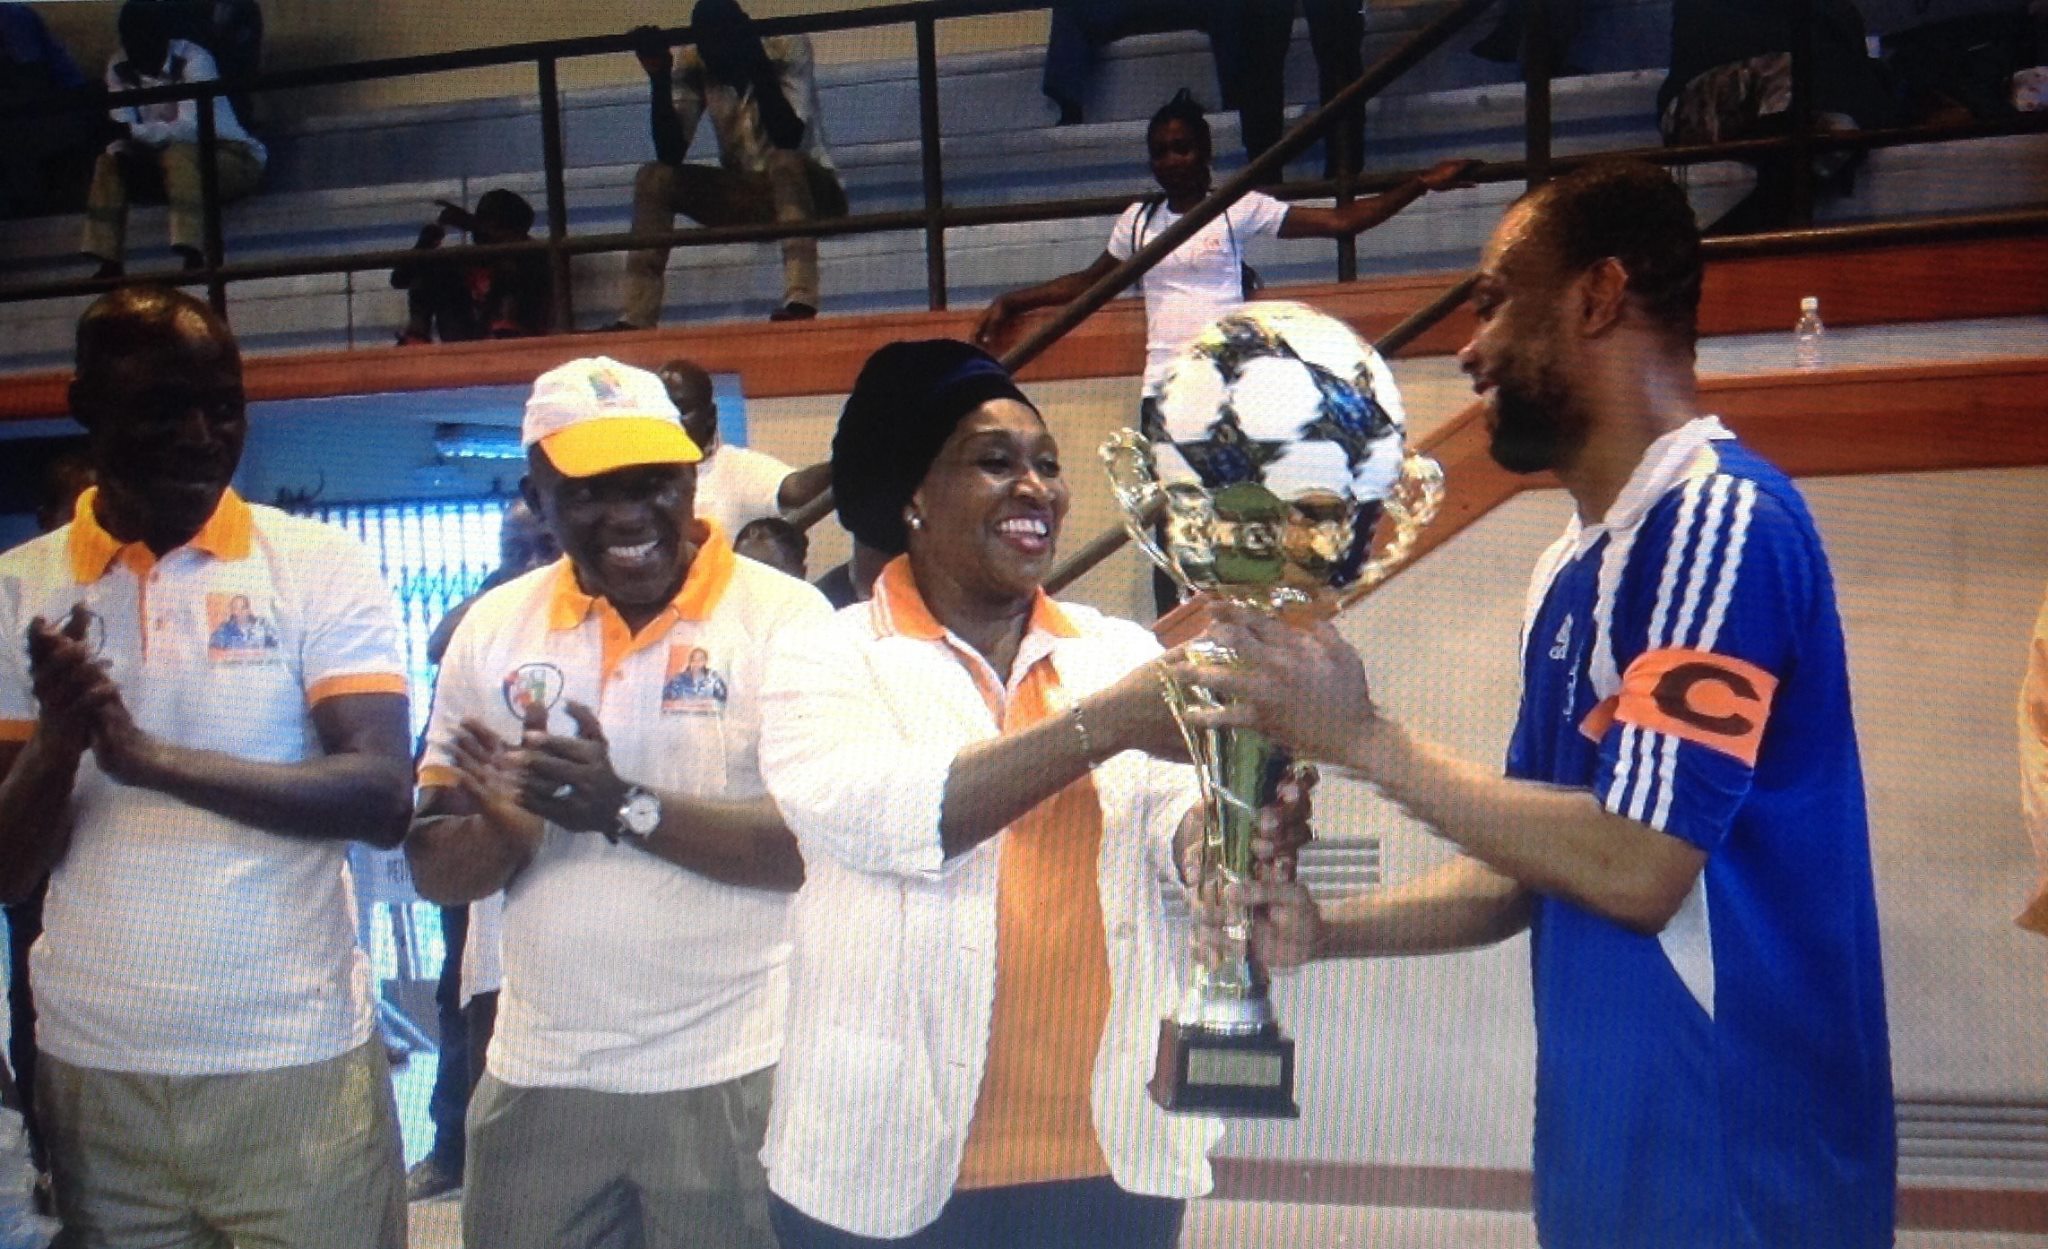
{"left": 502, "top": 662, "right": 566, "bottom": 723}
{"left": 661, "top": 644, "right": 728, "bottom": 715}
{"left": 205, "top": 593, "right": 281, "bottom": 663}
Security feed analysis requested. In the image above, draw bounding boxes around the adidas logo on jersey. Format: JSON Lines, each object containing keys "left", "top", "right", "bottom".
{"left": 1549, "top": 615, "right": 1573, "bottom": 661}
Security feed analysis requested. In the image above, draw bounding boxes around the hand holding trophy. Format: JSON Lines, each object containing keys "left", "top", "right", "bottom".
{"left": 1101, "top": 301, "right": 1441, "bottom": 1117}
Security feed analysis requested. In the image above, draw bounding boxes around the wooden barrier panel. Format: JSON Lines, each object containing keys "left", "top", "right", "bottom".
{"left": 4, "top": 233, "right": 2044, "bottom": 423}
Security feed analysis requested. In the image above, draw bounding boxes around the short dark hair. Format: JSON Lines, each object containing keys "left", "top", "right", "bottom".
{"left": 1522, "top": 160, "right": 1703, "bottom": 345}
{"left": 1147, "top": 88, "right": 1211, "bottom": 156}
{"left": 473, "top": 189, "right": 535, "bottom": 236}
{"left": 734, "top": 516, "right": 806, "bottom": 558}
{"left": 75, "top": 285, "right": 235, "bottom": 384}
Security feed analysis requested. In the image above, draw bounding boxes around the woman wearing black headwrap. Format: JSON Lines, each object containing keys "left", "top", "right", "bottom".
{"left": 757, "top": 341, "right": 1264, "bottom": 1247}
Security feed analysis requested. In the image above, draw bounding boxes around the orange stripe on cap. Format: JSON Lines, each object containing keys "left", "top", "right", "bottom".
{"left": 0, "top": 720, "right": 34, "bottom": 744}
{"left": 1614, "top": 647, "right": 1779, "bottom": 767}
{"left": 308, "top": 672, "right": 409, "bottom": 705}
{"left": 418, "top": 764, "right": 460, "bottom": 790}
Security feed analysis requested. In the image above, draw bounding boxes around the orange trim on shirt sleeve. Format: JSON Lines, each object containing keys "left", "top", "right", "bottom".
{"left": 418, "top": 764, "right": 460, "bottom": 790}
{"left": 1614, "top": 647, "right": 1779, "bottom": 768}
{"left": 308, "top": 673, "right": 409, "bottom": 704}
{"left": 0, "top": 720, "right": 34, "bottom": 744}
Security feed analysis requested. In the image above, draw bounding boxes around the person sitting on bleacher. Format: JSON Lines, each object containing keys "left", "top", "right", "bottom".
{"left": 130, "top": 0, "right": 263, "bottom": 126}
{"left": 81, "top": 0, "right": 264, "bottom": 280}
{"left": 0, "top": 4, "right": 102, "bottom": 221}
{"left": 391, "top": 189, "right": 551, "bottom": 345}
{"left": 613, "top": 0, "right": 848, "bottom": 329}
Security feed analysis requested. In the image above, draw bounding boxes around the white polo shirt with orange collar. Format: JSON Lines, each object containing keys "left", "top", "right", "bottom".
{"left": 0, "top": 488, "right": 407, "bottom": 1076}
{"left": 420, "top": 525, "right": 831, "bottom": 1094}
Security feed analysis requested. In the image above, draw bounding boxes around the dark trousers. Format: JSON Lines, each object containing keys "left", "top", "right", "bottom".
{"left": 5, "top": 880, "right": 46, "bottom": 1170}
{"left": 1212, "top": 0, "right": 1367, "bottom": 174}
{"left": 769, "top": 1178, "right": 1184, "bottom": 1249}
{"left": 424, "top": 903, "right": 470, "bottom": 1172}
{"left": 1042, "top": 0, "right": 1211, "bottom": 117}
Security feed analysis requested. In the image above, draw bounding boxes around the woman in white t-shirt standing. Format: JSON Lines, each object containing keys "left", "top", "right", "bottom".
{"left": 975, "top": 89, "right": 1477, "bottom": 390}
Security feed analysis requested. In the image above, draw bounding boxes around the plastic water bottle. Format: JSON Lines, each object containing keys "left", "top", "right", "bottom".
{"left": 1794, "top": 296, "right": 1825, "bottom": 371}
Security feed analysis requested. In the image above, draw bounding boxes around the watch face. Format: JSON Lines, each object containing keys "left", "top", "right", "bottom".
{"left": 621, "top": 789, "right": 662, "bottom": 838}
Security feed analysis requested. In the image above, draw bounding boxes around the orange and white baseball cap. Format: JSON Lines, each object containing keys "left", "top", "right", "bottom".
{"left": 522, "top": 356, "right": 703, "bottom": 478}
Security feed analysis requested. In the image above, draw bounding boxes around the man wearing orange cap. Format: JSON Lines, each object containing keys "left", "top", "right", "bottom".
{"left": 405, "top": 356, "right": 831, "bottom": 1249}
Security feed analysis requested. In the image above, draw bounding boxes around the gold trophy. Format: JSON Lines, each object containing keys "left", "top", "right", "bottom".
{"left": 1101, "top": 303, "right": 1442, "bottom": 1118}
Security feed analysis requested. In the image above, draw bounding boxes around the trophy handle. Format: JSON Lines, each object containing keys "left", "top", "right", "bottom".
{"left": 1339, "top": 452, "right": 1445, "bottom": 607}
{"left": 1099, "top": 429, "right": 1192, "bottom": 597}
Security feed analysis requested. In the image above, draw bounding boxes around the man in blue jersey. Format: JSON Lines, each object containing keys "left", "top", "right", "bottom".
{"left": 1179, "top": 159, "right": 1895, "bottom": 1248}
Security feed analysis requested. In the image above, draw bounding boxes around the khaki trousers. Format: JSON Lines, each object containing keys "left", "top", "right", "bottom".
{"left": 81, "top": 140, "right": 264, "bottom": 263}
{"left": 37, "top": 1041, "right": 404, "bottom": 1249}
{"left": 463, "top": 1067, "right": 778, "bottom": 1249}
{"left": 621, "top": 154, "right": 846, "bottom": 326}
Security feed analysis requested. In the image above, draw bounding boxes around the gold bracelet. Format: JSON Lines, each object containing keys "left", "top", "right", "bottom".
{"left": 1068, "top": 702, "right": 1102, "bottom": 767}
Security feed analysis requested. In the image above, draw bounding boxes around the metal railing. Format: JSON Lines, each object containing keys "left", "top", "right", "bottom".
{"left": 2, "top": 0, "right": 1531, "bottom": 314}
{"left": 3, "top": 0, "right": 1051, "bottom": 315}
{"left": 7, "top": 0, "right": 2047, "bottom": 580}
{"left": 5, "top": 0, "right": 2044, "bottom": 324}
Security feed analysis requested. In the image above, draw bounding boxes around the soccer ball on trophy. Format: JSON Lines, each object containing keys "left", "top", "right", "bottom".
{"left": 1119, "top": 300, "right": 1438, "bottom": 603}
{"left": 1100, "top": 300, "right": 1443, "bottom": 1119}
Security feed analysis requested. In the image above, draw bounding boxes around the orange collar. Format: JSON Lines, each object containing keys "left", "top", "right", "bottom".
{"left": 66, "top": 486, "right": 253, "bottom": 583}
{"left": 868, "top": 555, "right": 1079, "bottom": 644}
{"left": 544, "top": 522, "right": 737, "bottom": 682}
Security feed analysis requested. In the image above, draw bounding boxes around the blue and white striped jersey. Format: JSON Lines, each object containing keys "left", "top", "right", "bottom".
{"left": 1505, "top": 417, "right": 1895, "bottom": 1249}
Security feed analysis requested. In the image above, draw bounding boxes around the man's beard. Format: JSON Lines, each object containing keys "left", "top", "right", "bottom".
{"left": 1487, "top": 364, "right": 1588, "bottom": 475}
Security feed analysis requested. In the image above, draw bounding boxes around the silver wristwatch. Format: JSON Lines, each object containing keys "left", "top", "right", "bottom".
{"left": 616, "top": 785, "right": 662, "bottom": 840}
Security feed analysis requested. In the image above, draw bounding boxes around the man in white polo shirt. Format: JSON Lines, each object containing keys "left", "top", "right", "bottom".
{"left": 655, "top": 359, "right": 829, "bottom": 540}
{"left": 406, "top": 356, "right": 829, "bottom": 1249}
{"left": 0, "top": 285, "right": 412, "bottom": 1248}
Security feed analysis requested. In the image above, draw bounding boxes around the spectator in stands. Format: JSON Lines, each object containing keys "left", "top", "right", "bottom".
{"left": 0, "top": 285, "right": 410, "bottom": 1247}
{"left": 1210, "top": 0, "right": 1372, "bottom": 174}
{"left": 409, "top": 496, "right": 558, "bottom": 1205}
{"left": 976, "top": 90, "right": 1476, "bottom": 391}
{"left": 407, "top": 355, "right": 829, "bottom": 1249}
{"left": 657, "top": 358, "right": 830, "bottom": 537}
{"left": 1042, "top": 0, "right": 1212, "bottom": 127}
{"left": 392, "top": 190, "right": 551, "bottom": 345}
{"left": 615, "top": 0, "right": 848, "bottom": 328}
{"left": 812, "top": 538, "right": 888, "bottom": 610}
{"left": 1659, "top": 0, "right": 1902, "bottom": 234}
{"left": 133, "top": 0, "right": 262, "bottom": 124}
{"left": 81, "top": 1, "right": 265, "bottom": 279}
{"left": 2020, "top": 583, "right": 2048, "bottom": 942}
{"left": 734, "top": 517, "right": 807, "bottom": 579}
{"left": 1470, "top": 0, "right": 1589, "bottom": 79}
{"left": 0, "top": 4, "right": 100, "bottom": 219}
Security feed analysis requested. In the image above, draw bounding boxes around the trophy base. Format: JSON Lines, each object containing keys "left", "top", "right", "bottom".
{"left": 1148, "top": 1018, "right": 1299, "bottom": 1118}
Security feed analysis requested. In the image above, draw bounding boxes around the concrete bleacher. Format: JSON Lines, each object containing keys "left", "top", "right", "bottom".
{"left": 2, "top": 0, "right": 2044, "bottom": 374}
